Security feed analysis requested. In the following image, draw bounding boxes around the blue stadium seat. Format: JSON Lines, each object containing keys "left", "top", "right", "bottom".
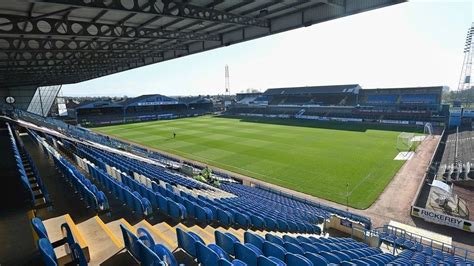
{"left": 244, "top": 232, "right": 265, "bottom": 251}
{"left": 234, "top": 242, "right": 263, "bottom": 266}
{"left": 304, "top": 252, "right": 330, "bottom": 265}
{"left": 217, "top": 208, "right": 234, "bottom": 227}
{"left": 258, "top": 256, "right": 287, "bottom": 266}
{"left": 215, "top": 230, "right": 240, "bottom": 256}
{"left": 262, "top": 241, "right": 286, "bottom": 261}
{"left": 137, "top": 240, "right": 162, "bottom": 265}
{"left": 32, "top": 217, "right": 49, "bottom": 239}
{"left": 38, "top": 238, "right": 58, "bottom": 266}
{"left": 283, "top": 242, "right": 305, "bottom": 255}
{"left": 120, "top": 224, "right": 140, "bottom": 259}
{"left": 176, "top": 227, "right": 205, "bottom": 258}
{"left": 235, "top": 213, "right": 251, "bottom": 229}
{"left": 168, "top": 200, "right": 187, "bottom": 221}
{"left": 285, "top": 253, "right": 314, "bottom": 266}
{"left": 265, "top": 234, "right": 284, "bottom": 247}
{"left": 70, "top": 243, "right": 88, "bottom": 266}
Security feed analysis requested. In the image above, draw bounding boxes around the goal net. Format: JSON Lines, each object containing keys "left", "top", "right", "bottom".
{"left": 397, "top": 132, "right": 415, "bottom": 151}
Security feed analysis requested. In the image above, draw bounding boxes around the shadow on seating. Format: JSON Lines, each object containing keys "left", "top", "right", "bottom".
{"left": 101, "top": 250, "right": 138, "bottom": 266}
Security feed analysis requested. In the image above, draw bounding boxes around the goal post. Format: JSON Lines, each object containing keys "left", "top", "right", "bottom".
{"left": 424, "top": 122, "right": 433, "bottom": 137}
{"left": 397, "top": 132, "right": 415, "bottom": 152}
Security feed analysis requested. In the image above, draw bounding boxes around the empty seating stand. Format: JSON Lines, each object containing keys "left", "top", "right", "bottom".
{"left": 6, "top": 123, "right": 50, "bottom": 208}
{"left": 19, "top": 111, "right": 372, "bottom": 233}
{"left": 176, "top": 225, "right": 411, "bottom": 266}
{"left": 28, "top": 130, "right": 110, "bottom": 214}
{"left": 30, "top": 129, "right": 372, "bottom": 235}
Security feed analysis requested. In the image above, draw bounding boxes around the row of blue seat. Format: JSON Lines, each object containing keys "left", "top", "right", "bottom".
{"left": 379, "top": 231, "right": 474, "bottom": 265}
{"left": 7, "top": 123, "right": 50, "bottom": 206}
{"left": 74, "top": 143, "right": 324, "bottom": 234}
{"left": 28, "top": 130, "right": 110, "bottom": 213}
{"left": 77, "top": 144, "right": 209, "bottom": 190}
{"left": 177, "top": 227, "right": 400, "bottom": 266}
{"left": 88, "top": 162, "right": 187, "bottom": 221}
{"left": 391, "top": 249, "right": 474, "bottom": 266}
{"left": 53, "top": 155, "right": 110, "bottom": 212}
{"left": 31, "top": 217, "right": 87, "bottom": 266}
{"left": 76, "top": 144, "right": 285, "bottom": 231}
{"left": 83, "top": 149, "right": 313, "bottom": 235}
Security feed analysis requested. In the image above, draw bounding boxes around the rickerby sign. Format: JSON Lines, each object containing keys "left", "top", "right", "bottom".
{"left": 411, "top": 206, "right": 473, "bottom": 232}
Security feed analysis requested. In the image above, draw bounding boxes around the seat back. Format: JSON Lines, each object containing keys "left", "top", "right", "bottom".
{"left": 70, "top": 243, "right": 87, "bottom": 266}
{"left": 176, "top": 227, "right": 204, "bottom": 257}
{"left": 208, "top": 243, "right": 231, "bottom": 261}
{"left": 217, "top": 208, "right": 234, "bottom": 227}
{"left": 196, "top": 242, "right": 220, "bottom": 266}
{"left": 154, "top": 243, "right": 178, "bottom": 266}
{"left": 283, "top": 242, "right": 305, "bottom": 255}
{"left": 263, "top": 241, "right": 286, "bottom": 261}
{"left": 282, "top": 235, "right": 299, "bottom": 245}
{"left": 120, "top": 224, "right": 140, "bottom": 259}
{"left": 137, "top": 227, "right": 156, "bottom": 248}
{"left": 168, "top": 200, "right": 186, "bottom": 221}
{"left": 304, "top": 252, "right": 329, "bottom": 265}
{"left": 137, "top": 240, "right": 163, "bottom": 265}
{"left": 215, "top": 230, "right": 239, "bottom": 256}
{"left": 265, "top": 234, "right": 284, "bottom": 247}
{"left": 38, "top": 238, "right": 58, "bottom": 266}
{"left": 319, "top": 251, "right": 342, "bottom": 264}
{"left": 234, "top": 213, "right": 250, "bottom": 229}
{"left": 234, "top": 242, "right": 262, "bottom": 266}
{"left": 244, "top": 232, "right": 265, "bottom": 251}
{"left": 258, "top": 256, "right": 286, "bottom": 266}
{"left": 250, "top": 215, "right": 265, "bottom": 230}
{"left": 32, "top": 217, "right": 49, "bottom": 239}
{"left": 285, "top": 253, "right": 313, "bottom": 266}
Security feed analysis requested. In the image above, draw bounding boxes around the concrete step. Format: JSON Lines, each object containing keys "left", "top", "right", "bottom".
{"left": 153, "top": 222, "right": 179, "bottom": 248}
{"left": 105, "top": 218, "right": 130, "bottom": 247}
{"left": 76, "top": 216, "right": 122, "bottom": 265}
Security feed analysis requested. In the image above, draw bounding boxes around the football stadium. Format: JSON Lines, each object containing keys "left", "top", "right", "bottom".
{"left": 1, "top": 0, "right": 474, "bottom": 265}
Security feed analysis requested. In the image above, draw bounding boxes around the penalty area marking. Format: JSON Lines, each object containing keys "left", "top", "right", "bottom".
{"left": 394, "top": 151, "right": 414, "bottom": 161}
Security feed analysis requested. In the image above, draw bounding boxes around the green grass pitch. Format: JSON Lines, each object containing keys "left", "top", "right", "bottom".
{"left": 93, "top": 115, "right": 412, "bottom": 209}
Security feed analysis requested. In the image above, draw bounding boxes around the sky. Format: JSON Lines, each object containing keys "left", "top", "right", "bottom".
{"left": 62, "top": 0, "right": 474, "bottom": 97}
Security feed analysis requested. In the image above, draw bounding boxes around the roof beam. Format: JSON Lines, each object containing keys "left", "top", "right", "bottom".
{"left": 0, "top": 50, "right": 164, "bottom": 65}
{"left": 0, "top": 14, "right": 220, "bottom": 42}
{"left": 0, "top": 36, "right": 187, "bottom": 52}
{"left": 33, "top": 0, "right": 269, "bottom": 28}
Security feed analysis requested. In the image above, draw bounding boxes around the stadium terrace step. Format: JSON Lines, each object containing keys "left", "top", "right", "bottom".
{"left": 41, "top": 214, "right": 89, "bottom": 264}
{"left": 76, "top": 216, "right": 122, "bottom": 264}
{"left": 153, "top": 222, "right": 179, "bottom": 248}
{"left": 104, "top": 219, "right": 129, "bottom": 247}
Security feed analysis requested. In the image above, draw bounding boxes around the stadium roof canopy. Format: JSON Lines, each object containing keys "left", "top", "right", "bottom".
{"left": 264, "top": 84, "right": 361, "bottom": 95}
{"left": 0, "top": 0, "right": 404, "bottom": 90}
